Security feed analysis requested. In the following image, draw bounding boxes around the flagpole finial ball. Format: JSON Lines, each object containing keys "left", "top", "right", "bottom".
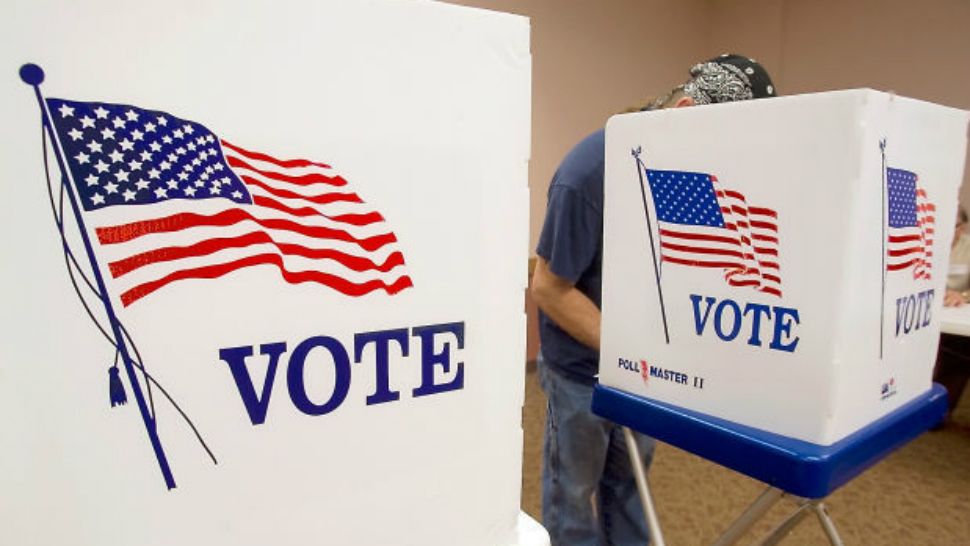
{"left": 19, "top": 63, "right": 44, "bottom": 85}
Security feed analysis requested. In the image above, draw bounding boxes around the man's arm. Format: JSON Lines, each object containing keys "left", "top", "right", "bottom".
{"left": 530, "top": 256, "right": 601, "bottom": 351}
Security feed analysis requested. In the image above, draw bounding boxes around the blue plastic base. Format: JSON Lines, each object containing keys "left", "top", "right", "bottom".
{"left": 591, "top": 383, "right": 948, "bottom": 499}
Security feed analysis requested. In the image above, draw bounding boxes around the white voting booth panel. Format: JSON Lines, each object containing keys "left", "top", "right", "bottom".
{"left": 601, "top": 90, "right": 969, "bottom": 446}
{"left": 0, "top": 1, "right": 535, "bottom": 545}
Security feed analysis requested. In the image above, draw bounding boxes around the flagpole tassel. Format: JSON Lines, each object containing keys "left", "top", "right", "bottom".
{"left": 109, "top": 366, "right": 128, "bottom": 407}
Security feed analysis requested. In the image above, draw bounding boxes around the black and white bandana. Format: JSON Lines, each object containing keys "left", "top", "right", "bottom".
{"left": 682, "top": 54, "right": 776, "bottom": 105}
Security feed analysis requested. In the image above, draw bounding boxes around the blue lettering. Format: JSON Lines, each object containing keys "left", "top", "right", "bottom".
{"left": 690, "top": 294, "right": 717, "bottom": 336}
{"left": 354, "top": 328, "right": 409, "bottom": 405}
{"left": 769, "top": 307, "right": 800, "bottom": 352}
{"left": 412, "top": 322, "right": 465, "bottom": 397}
{"left": 218, "top": 342, "right": 287, "bottom": 425}
{"left": 287, "top": 336, "right": 351, "bottom": 416}
{"left": 714, "top": 299, "right": 743, "bottom": 341}
{"left": 743, "top": 303, "right": 771, "bottom": 347}
{"left": 923, "top": 289, "right": 934, "bottom": 327}
{"left": 904, "top": 295, "right": 916, "bottom": 334}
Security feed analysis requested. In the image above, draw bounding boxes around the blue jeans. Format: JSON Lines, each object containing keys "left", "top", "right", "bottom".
{"left": 539, "top": 358, "right": 656, "bottom": 546}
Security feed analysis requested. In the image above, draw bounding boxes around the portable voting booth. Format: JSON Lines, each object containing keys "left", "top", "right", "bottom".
{"left": 0, "top": 1, "right": 545, "bottom": 545}
{"left": 595, "top": 89, "right": 969, "bottom": 544}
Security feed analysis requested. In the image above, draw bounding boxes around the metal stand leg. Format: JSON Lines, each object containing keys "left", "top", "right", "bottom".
{"left": 711, "top": 486, "right": 786, "bottom": 546}
{"left": 755, "top": 501, "right": 813, "bottom": 546}
{"left": 813, "top": 502, "right": 845, "bottom": 546}
{"left": 622, "top": 426, "right": 666, "bottom": 546}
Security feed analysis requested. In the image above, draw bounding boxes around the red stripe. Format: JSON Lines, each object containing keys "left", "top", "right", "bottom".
{"left": 96, "top": 208, "right": 397, "bottom": 252}
{"left": 763, "top": 273, "right": 781, "bottom": 283}
{"left": 253, "top": 195, "right": 384, "bottom": 226}
{"left": 752, "top": 234, "right": 778, "bottom": 244}
{"left": 243, "top": 175, "right": 362, "bottom": 205}
{"left": 889, "top": 234, "right": 921, "bottom": 244}
{"left": 725, "top": 278, "right": 760, "bottom": 288}
{"left": 227, "top": 155, "right": 347, "bottom": 187}
{"left": 888, "top": 259, "right": 918, "bottom": 270}
{"left": 752, "top": 246, "right": 778, "bottom": 256}
{"left": 120, "top": 253, "right": 414, "bottom": 306}
{"left": 661, "top": 242, "right": 744, "bottom": 259}
{"left": 221, "top": 139, "right": 331, "bottom": 169}
{"left": 748, "top": 207, "right": 778, "bottom": 218}
{"left": 662, "top": 256, "right": 744, "bottom": 269}
{"left": 750, "top": 220, "right": 778, "bottom": 231}
{"left": 724, "top": 190, "right": 745, "bottom": 201}
{"left": 887, "top": 246, "right": 923, "bottom": 257}
{"left": 760, "top": 287, "right": 783, "bottom": 297}
{"left": 108, "top": 231, "right": 406, "bottom": 277}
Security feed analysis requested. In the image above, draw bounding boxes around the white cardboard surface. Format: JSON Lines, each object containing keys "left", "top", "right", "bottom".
{"left": 601, "top": 90, "right": 969, "bottom": 445}
{"left": 0, "top": 1, "right": 531, "bottom": 544}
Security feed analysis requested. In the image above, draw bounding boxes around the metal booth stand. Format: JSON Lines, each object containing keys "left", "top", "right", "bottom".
{"left": 592, "top": 383, "right": 949, "bottom": 546}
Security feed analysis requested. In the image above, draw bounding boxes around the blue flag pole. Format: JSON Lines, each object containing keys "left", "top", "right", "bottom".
{"left": 19, "top": 63, "right": 177, "bottom": 490}
{"left": 632, "top": 147, "right": 670, "bottom": 344}
{"left": 879, "top": 139, "right": 887, "bottom": 360}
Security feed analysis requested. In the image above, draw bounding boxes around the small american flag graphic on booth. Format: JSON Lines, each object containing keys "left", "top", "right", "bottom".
{"left": 886, "top": 167, "right": 934, "bottom": 280}
{"left": 645, "top": 169, "right": 782, "bottom": 297}
{"left": 46, "top": 98, "right": 413, "bottom": 306}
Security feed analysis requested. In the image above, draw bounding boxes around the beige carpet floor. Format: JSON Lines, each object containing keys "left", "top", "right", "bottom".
{"left": 520, "top": 367, "right": 970, "bottom": 545}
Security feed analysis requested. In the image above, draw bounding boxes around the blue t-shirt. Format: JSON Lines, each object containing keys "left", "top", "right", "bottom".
{"left": 535, "top": 129, "right": 604, "bottom": 385}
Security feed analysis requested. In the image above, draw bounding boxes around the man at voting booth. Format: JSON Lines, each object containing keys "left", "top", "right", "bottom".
{"left": 531, "top": 54, "right": 776, "bottom": 546}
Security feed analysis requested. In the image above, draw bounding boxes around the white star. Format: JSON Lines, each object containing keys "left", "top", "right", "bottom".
{"left": 94, "top": 160, "right": 110, "bottom": 173}
{"left": 123, "top": 189, "right": 137, "bottom": 202}
{"left": 139, "top": 150, "right": 153, "bottom": 162}
{"left": 104, "top": 181, "right": 119, "bottom": 194}
{"left": 182, "top": 164, "right": 193, "bottom": 172}
{"left": 191, "top": 157, "right": 201, "bottom": 166}
{"left": 119, "top": 139, "right": 134, "bottom": 151}
{"left": 213, "top": 164, "right": 224, "bottom": 171}
{"left": 175, "top": 147, "right": 186, "bottom": 155}
{"left": 80, "top": 116, "right": 96, "bottom": 129}
{"left": 159, "top": 160, "right": 172, "bottom": 171}
{"left": 231, "top": 190, "right": 243, "bottom": 199}
{"left": 114, "top": 170, "right": 129, "bottom": 182}
{"left": 86, "top": 140, "right": 103, "bottom": 153}
{"left": 154, "top": 187, "right": 168, "bottom": 198}
{"left": 166, "top": 153, "right": 177, "bottom": 162}
{"left": 148, "top": 168, "right": 161, "bottom": 180}
{"left": 178, "top": 172, "right": 189, "bottom": 181}
{"left": 144, "top": 122, "right": 157, "bottom": 132}
{"left": 157, "top": 116, "right": 168, "bottom": 126}
{"left": 204, "top": 166, "right": 214, "bottom": 174}
{"left": 108, "top": 150, "right": 124, "bottom": 163}
{"left": 93, "top": 106, "right": 109, "bottom": 119}
{"left": 183, "top": 124, "right": 194, "bottom": 135}
{"left": 131, "top": 129, "right": 145, "bottom": 141}
{"left": 67, "top": 128, "right": 84, "bottom": 141}
{"left": 194, "top": 179, "right": 205, "bottom": 188}
{"left": 162, "top": 135, "right": 173, "bottom": 145}
{"left": 149, "top": 142, "right": 162, "bottom": 152}
{"left": 91, "top": 193, "right": 105, "bottom": 205}
{"left": 173, "top": 128, "right": 184, "bottom": 139}
{"left": 84, "top": 174, "right": 99, "bottom": 186}
{"left": 187, "top": 142, "right": 197, "bottom": 151}
{"left": 100, "top": 128, "right": 116, "bottom": 140}
{"left": 58, "top": 103, "right": 75, "bottom": 117}
{"left": 135, "top": 179, "right": 150, "bottom": 190}
{"left": 128, "top": 160, "right": 142, "bottom": 171}
{"left": 200, "top": 172, "right": 210, "bottom": 182}
{"left": 209, "top": 184, "right": 222, "bottom": 194}
{"left": 125, "top": 110, "right": 139, "bottom": 121}
{"left": 166, "top": 180, "right": 179, "bottom": 190}
{"left": 206, "top": 135, "right": 215, "bottom": 143}
{"left": 112, "top": 117, "right": 126, "bottom": 129}
{"left": 74, "top": 151, "right": 90, "bottom": 165}
{"left": 184, "top": 186, "right": 197, "bottom": 196}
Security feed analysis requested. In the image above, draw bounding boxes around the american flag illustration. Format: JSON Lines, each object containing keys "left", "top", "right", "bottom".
{"left": 886, "top": 167, "right": 934, "bottom": 280}
{"left": 644, "top": 169, "right": 782, "bottom": 297}
{"left": 46, "top": 98, "right": 413, "bottom": 307}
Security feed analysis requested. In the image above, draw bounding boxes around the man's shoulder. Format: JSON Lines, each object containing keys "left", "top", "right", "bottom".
{"left": 550, "top": 129, "right": 605, "bottom": 195}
